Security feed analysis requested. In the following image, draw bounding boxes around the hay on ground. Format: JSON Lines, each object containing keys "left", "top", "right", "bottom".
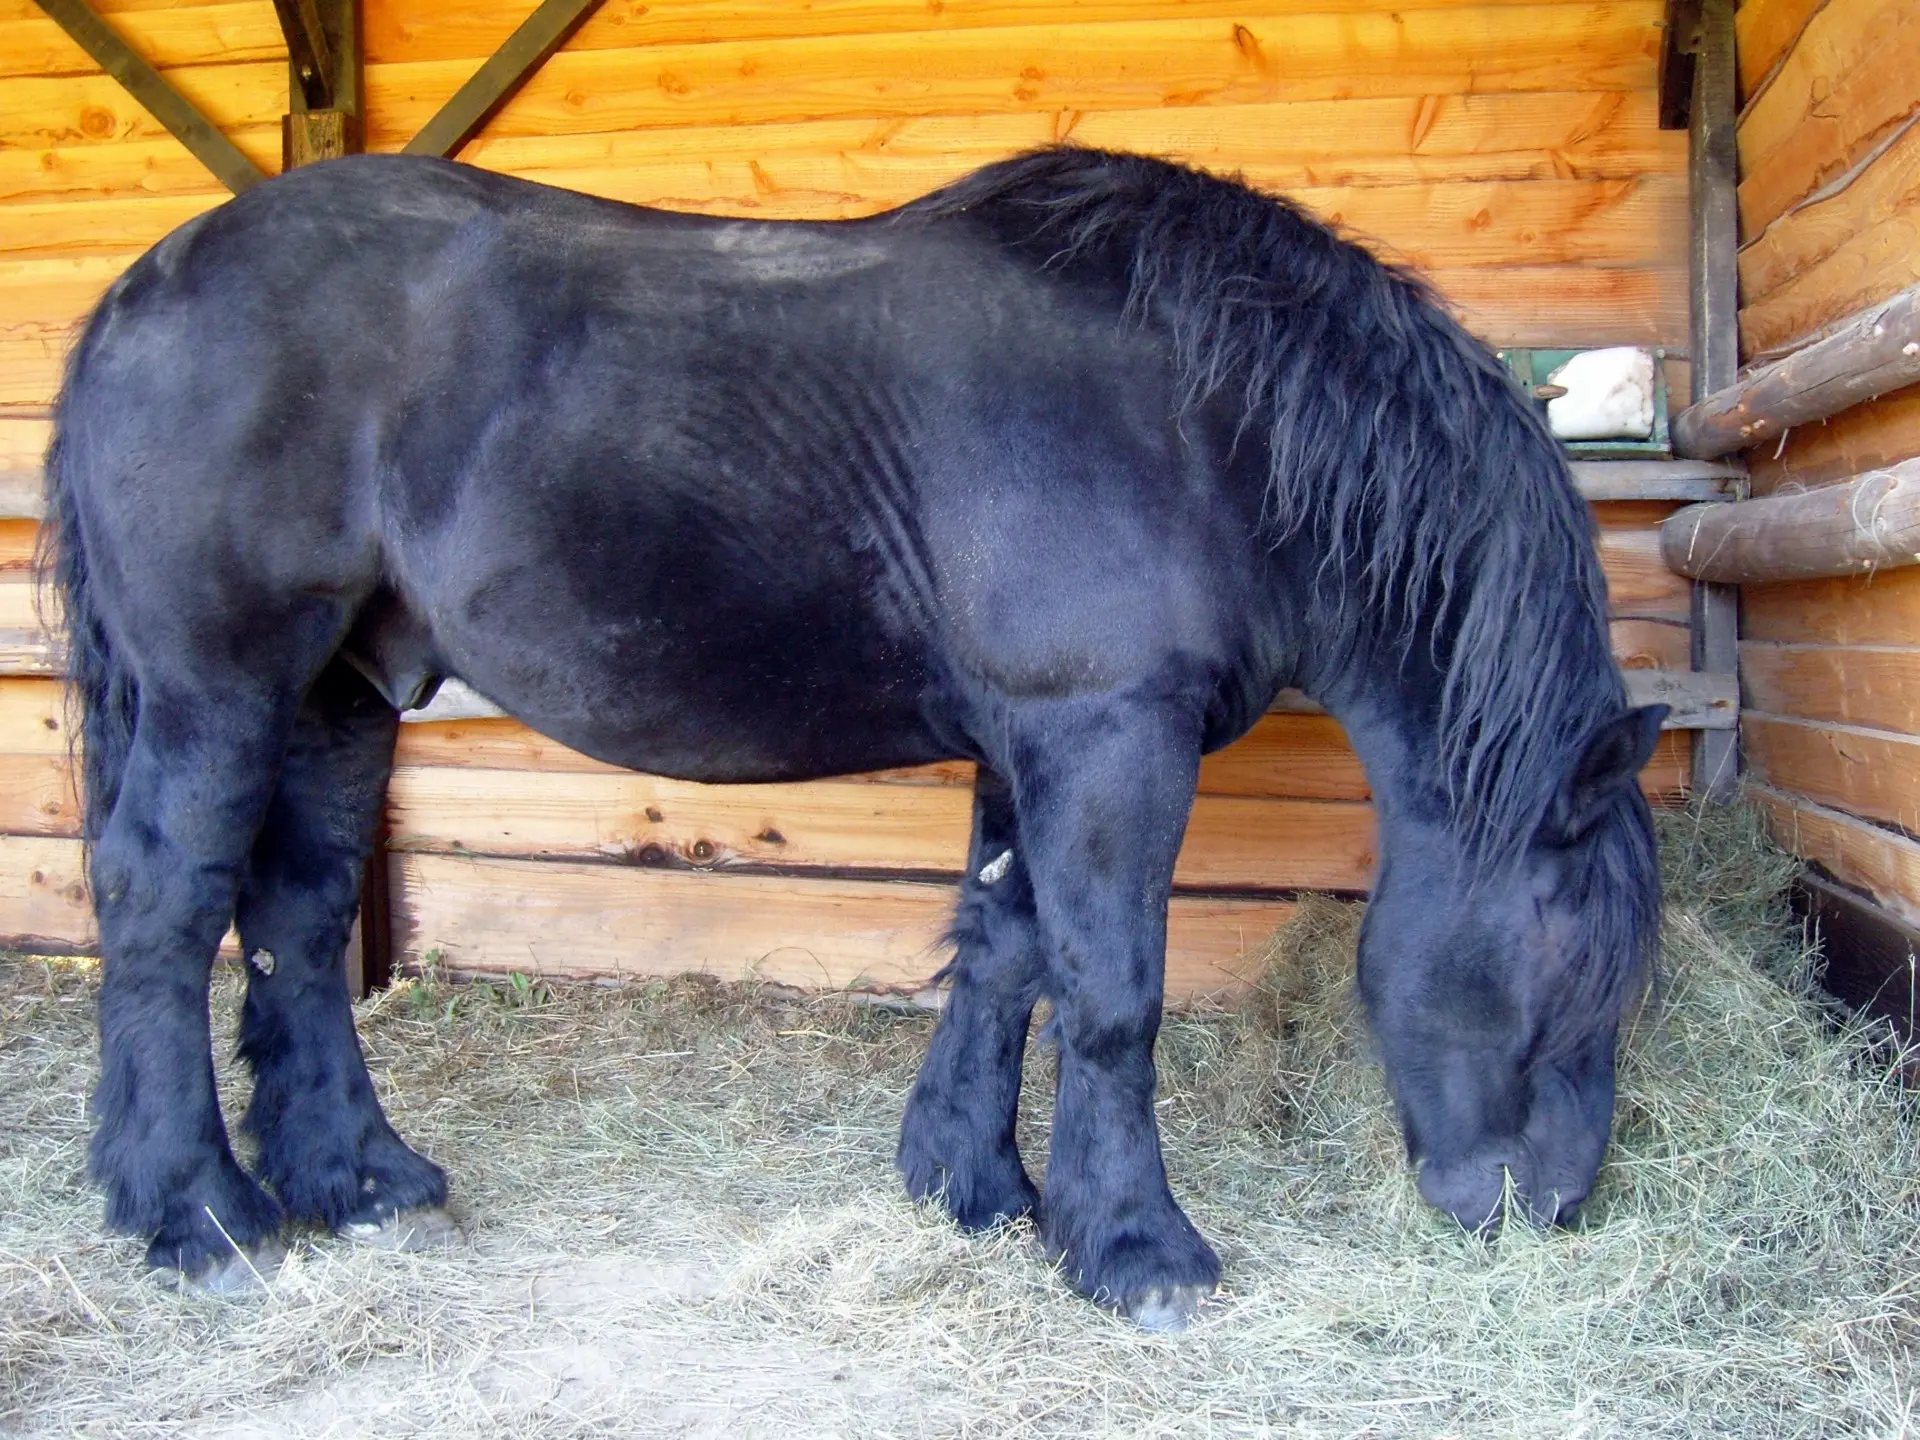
{"left": 2, "top": 802, "right": 1917, "bottom": 1437}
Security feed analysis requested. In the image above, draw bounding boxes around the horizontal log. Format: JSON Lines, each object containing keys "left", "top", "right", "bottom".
{"left": 1569, "top": 459, "right": 1744, "bottom": 502}
{"left": 1752, "top": 782, "right": 1920, "bottom": 930}
{"left": 1661, "top": 457, "right": 1920, "bottom": 584}
{"left": 393, "top": 850, "right": 1296, "bottom": 998}
{"left": 1670, "top": 284, "right": 1920, "bottom": 459}
{"left": 1740, "top": 642, "right": 1920, "bottom": 736}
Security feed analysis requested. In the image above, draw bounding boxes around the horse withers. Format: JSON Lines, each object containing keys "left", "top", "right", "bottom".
{"left": 42, "top": 147, "right": 1663, "bottom": 1327}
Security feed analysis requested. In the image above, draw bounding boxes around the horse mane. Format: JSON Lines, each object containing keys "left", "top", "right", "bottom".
{"left": 905, "top": 148, "right": 1653, "bottom": 1045}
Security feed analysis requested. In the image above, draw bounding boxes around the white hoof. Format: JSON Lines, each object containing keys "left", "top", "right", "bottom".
{"left": 341, "top": 1206, "right": 465, "bottom": 1253}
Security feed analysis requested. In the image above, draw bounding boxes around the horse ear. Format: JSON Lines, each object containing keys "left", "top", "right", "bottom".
{"left": 1545, "top": 705, "right": 1669, "bottom": 844}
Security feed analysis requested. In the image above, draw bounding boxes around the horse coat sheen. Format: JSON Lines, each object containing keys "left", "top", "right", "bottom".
{"left": 44, "top": 148, "right": 1664, "bottom": 1325}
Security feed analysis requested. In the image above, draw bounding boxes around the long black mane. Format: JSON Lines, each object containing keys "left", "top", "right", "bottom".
{"left": 907, "top": 149, "right": 1654, "bottom": 1048}
{"left": 907, "top": 149, "right": 1626, "bottom": 868}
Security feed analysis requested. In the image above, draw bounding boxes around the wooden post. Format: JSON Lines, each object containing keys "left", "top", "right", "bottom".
{"left": 1687, "top": 0, "right": 1740, "bottom": 801}
{"left": 276, "top": 0, "right": 360, "bottom": 171}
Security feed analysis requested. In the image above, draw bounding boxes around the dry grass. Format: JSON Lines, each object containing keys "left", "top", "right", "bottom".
{"left": 4, "top": 803, "right": 1919, "bottom": 1437}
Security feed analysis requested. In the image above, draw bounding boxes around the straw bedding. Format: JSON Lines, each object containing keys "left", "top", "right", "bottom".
{"left": 3, "top": 804, "right": 1917, "bottom": 1437}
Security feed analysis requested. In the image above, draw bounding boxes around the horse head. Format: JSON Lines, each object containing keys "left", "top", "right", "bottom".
{"left": 1356, "top": 704, "right": 1665, "bottom": 1233}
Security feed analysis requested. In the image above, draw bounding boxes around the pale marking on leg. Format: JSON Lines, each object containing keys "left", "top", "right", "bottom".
{"left": 977, "top": 849, "right": 1014, "bottom": 885}
{"left": 248, "top": 948, "right": 276, "bottom": 977}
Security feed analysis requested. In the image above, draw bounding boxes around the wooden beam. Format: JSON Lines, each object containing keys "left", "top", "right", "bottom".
{"left": 1570, "top": 458, "right": 1745, "bottom": 501}
{"left": 29, "top": 0, "right": 268, "bottom": 195}
{"left": 270, "top": 0, "right": 334, "bottom": 108}
{"left": 1662, "top": 457, "right": 1920, "bottom": 584}
{"left": 1687, "top": 0, "right": 1740, "bottom": 799}
{"left": 279, "top": 0, "right": 359, "bottom": 171}
{"left": 1657, "top": 0, "right": 1701, "bottom": 130}
{"left": 401, "top": 0, "right": 604, "bottom": 161}
{"left": 1741, "top": 642, "right": 1920, "bottom": 736}
{"left": 1673, "top": 284, "right": 1920, "bottom": 460}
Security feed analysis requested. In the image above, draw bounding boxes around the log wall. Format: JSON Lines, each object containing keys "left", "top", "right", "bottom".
{"left": 0, "top": 0, "right": 1694, "bottom": 995}
{"left": 1733, "top": 0, "right": 1920, "bottom": 927}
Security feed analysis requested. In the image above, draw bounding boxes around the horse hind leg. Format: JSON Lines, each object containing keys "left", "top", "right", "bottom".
{"left": 898, "top": 767, "right": 1044, "bottom": 1229}
{"left": 234, "top": 659, "right": 456, "bottom": 1249}
{"left": 88, "top": 674, "right": 305, "bottom": 1290}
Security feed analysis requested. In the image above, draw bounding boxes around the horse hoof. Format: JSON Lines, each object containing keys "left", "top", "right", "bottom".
{"left": 170, "top": 1237, "right": 287, "bottom": 1296}
{"left": 1126, "top": 1283, "right": 1212, "bottom": 1334}
{"left": 341, "top": 1206, "right": 465, "bottom": 1253}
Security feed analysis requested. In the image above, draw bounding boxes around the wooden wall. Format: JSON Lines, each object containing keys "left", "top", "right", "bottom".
{"left": 0, "top": 0, "right": 1694, "bottom": 995}
{"left": 1732, "top": 0, "right": 1920, "bottom": 927}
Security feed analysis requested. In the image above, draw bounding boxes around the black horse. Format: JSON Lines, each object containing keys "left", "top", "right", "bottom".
{"left": 44, "top": 147, "right": 1663, "bottom": 1327}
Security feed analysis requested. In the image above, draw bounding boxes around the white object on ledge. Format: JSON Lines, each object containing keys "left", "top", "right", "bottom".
{"left": 1546, "top": 347, "right": 1656, "bottom": 442}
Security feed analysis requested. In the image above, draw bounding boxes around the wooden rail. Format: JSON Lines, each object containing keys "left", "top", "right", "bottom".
{"left": 1671, "top": 284, "right": 1920, "bottom": 460}
{"left": 1661, "top": 456, "right": 1920, "bottom": 584}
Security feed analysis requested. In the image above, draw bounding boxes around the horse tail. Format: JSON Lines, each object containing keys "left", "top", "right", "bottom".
{"left": 37, "top": 365, "right": 138, "bottom": 853}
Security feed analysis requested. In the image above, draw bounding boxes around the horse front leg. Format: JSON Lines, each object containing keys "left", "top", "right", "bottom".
{"left": 898, "top": 766, "right": 1044, "bottom": 1229}
{"left": 1011, "top": 700, "right": 1219, "bottom": 1331}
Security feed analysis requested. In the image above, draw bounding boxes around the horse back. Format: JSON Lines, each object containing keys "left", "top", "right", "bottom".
{"left": 57, "top": 154, "right": 1275, "bottom": 781}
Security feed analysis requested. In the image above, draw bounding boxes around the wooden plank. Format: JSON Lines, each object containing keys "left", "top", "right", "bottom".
{"left": 0, "top": 64, "right": 285, "bottom": 151}
{"left": 1740, "top": 216, "right": 1920, "bottom": 361}
{"left": 0, "top": 519, "right": 40, "bottom": 573}
{"left": 0, "top": 3, "right": 288, "bottom": 78}
{"left": 385, "top": 765, "right": 1381, "bottom": 892}
{"left": 1738, "top": 114, "right": 1920, "bottom": 309}
{"left": 1429, "top": 265, "right": 1687, "bottom": 349}
{"left": 1742, "top": 711, "right": 1920, "bottom": 831}
{"left": 1612, "top": 617, "right": 1692, "bottom": 670}
{"left": 0, "top": 833, "right": 94, "bottom": 952}
{"left": 0, "top": 751, "right": 79, "bottom": 836}
{"left": 1740, "top": 642, "right": 1920, "bottom": 735}
{"left": 459, "top": 91, "right": 1685, "bottom": 198}
{"left": 1747, "top": 388, "right": 1920, "bottom": 494}
{"left": 1754, "top": 783, "right": 1920, "bottom": 930}
{"left": 392, "top": 849, "right": 1296, "bottom": 998}
{"left": 1622, "top": 668, "right": 1738, "bottom": 729}
{"left": 6, "top": 90, "right": 1685, "bottom": 205}
{"left": 365, "top": 0, "right": 1638, "bottom": 66}
{"left": 1572, "top": 459, "right": 1743, "bottom": 502}
{"left": 1734, "top": 0, "right": 1828, "bottom": 103}
{"left": 1597, "top": 526, "right": 1694, "bottom": 620}
{"left": 0, "top": 675, "right": 67, "bottom": 753}
{"left": 1662, "top": 457, "right": 1920, "bottom": 583}
{"left": 29, "top": 0, "right": 269, "bottom": 193}
{"left": 1671, "top": 284, "right": 1920, "bottom": 460}
{"left": 1735, "top": 0, "right": 1920, "bottom": 238}
{"left": 1, "top": 194, "right": 229, "bottom": 259}
{"left": 355, "top": 7, "right": 1667, "bottom": 150}
{"left": 0, "top": 132, "right": 279, "bottom": 202}
{"left": 1743, "top": 566, "right": 1920, "bottom": 644}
